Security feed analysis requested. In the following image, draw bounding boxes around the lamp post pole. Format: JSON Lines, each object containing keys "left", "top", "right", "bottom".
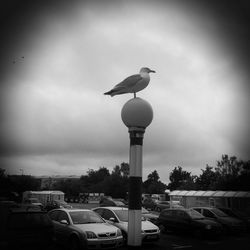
{"left": 121, "top": 97, "right": 153, "bottom": 247}
{"left": 127, "top": 127, "right": 144, "bottom": 246}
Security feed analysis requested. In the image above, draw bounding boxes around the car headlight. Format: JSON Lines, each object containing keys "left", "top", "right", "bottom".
{"left": 86, "top": 231, "right": 97, "bottom": 239}
{"left": 205, "top": 225, "right": 212, "bottom": 230}
{"left": 117, "top": 229, "right": 122, "bottom": 236}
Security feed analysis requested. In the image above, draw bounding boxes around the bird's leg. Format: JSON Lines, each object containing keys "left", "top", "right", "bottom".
{"left": 134, "top": 93, "right": 136, "bottom": 98}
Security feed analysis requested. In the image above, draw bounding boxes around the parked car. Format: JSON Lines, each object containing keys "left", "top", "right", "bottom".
{"left": 99, "top": 196, "right": 126, "bottom": 207}
{"left": 154, "top": 201, "right": 183, "bottom": 212}
{"left": 48, "top": 208, "right": 123, "bottom": 249}
{"left": 142, "top": 198, "right": 158, "bottom": 211}
{"left": 45, "top": 200, "right": 72, "bottom": 211}
{"left": 217, "top": 207, "right": 250, "bottom": 231}
{"left": 23, "top": 197, "right": 44, "bottom": 210}
{"left": 142, "top": 207, "right": 159, "bottom": 224}
{"left": 1, "top": 207, "right": 55, "bottom": 249}
{"left": 92, "top": 206, "right": 160, "bottom": 244}
{"left": 192, "top": 207, "right": 246, "bottom": 234}
{"left": 156, "top": 208, "right": 222, "bottom": 238}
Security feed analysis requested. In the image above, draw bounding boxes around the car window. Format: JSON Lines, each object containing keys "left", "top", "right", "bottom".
{"left": 49, "top": 210, "right": 59, "bottom": 221}
{"left": 188, "top": 209, "right": 204, "bottom": 219}
{"left": 114, "top": 210, "right": 129, "bottom": 222}
{"left": 161, "top": 210, "right": 172, "bottom": 216}
{"left": 194, "top": 208, "right": 202, "bottom": 213}
{"left": 203, "top": 209, "right": 215, "bottom": 218}
{"left": 57, "top": 211, "right": 70, "bottom": 223}
{"left": 219, "top": 208, "right": 234, "bottom": 217}
{"left": 69, "top": 210, "right": 104, "bottom": 224}
{"left": 162, "top": 202, "right": 170, "bottom": 205}
{"left": 211, "top": 208, "right": 228, "bottom": 217}
{"left": 93, "top": 208, "right": 104, "bottom": 217}
{"left": 176, "top": 210, "right": 186, "bottom": 218}
{"left": 178, "top": 211, "right": 189, "bottom": 219}
{"left": 102, "top": 209, "right": 116, "bottom": 221}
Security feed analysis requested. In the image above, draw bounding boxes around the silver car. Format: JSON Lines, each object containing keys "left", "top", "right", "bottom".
{"left": 93, "top": 207, "right": 160, "bottom": 243}
{"left": 48, "top": 208, "right": 123, "bottom": 249}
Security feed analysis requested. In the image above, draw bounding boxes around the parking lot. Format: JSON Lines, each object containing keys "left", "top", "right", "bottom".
{"left": 67, "top": 202, "right": 250, "bottom": 250}
{"left": 1, "top": 201, "right": 249, "bottom": 250}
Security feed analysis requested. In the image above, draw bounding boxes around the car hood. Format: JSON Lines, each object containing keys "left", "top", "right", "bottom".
{"left": 114, "top": 220, "right": 159, "bottom": 232}
{"left": 218, "top": 216, "right": 243, "bottom": 225}
{"left": 74, "top": 222, "right": 118, "bottom": 233}
{"left": 143, "top": 213, "right": 158, "bottom": 219}
{"left": 142, "top": 220, "right": 159, "bottom": 230}
{"left": 194, "top": 218, "right": 221, "bottom": 227}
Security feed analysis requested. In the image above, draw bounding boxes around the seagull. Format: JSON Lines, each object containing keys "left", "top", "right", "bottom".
{"left": 104, "top": 67, "right": 156, "bottom": 98}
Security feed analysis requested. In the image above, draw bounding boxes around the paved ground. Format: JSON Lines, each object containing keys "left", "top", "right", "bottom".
{"left": 52, "top": 232, "right": 250, "bottom": 250}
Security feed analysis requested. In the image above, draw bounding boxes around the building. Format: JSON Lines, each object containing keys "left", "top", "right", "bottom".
{"left": 169, "top": 190, "right": 250, "bottom": 213}
{"left": 35, "top": 175, "right": 81, "bottom": 189}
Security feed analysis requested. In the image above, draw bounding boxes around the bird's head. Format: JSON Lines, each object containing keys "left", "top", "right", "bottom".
{"left": 140, "top": 67, "right": 156, "bottom": 74}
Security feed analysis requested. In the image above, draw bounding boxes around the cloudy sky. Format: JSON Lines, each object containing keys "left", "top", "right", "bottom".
{"left": 0, "top": 0, "right": 249, "bottom": 184}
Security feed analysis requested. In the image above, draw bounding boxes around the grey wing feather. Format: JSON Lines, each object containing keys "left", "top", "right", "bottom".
{"left": 114, "top": 74, "right": 142, "bottom": 88}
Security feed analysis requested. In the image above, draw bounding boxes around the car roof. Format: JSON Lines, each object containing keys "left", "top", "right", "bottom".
{"left": 163, "top": 207, "right": 187, "bottom": 210}
{"left": 192, "top": 207, "right": 214, "bottom": 209}
{"left": 94, "top": 206, "right": 128, "bottom": 211}
{"left": 50, "top": 208, "right": 91, "bottom": 212}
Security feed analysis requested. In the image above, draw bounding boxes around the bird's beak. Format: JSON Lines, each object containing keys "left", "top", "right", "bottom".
{"left": 149, "top": 69, "right": 156, "bottom": 73}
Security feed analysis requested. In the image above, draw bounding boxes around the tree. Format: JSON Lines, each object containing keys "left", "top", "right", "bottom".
{"left": 120, "top": 162, "right": 129, "bottom": 177}
{"left": 215, "top": 155, "right": 242, "bottom": 177}
{"left": 195, "top": 165, "right": 219, "bottom": 190}
{"left": 105, "top": 163, "right": 129, "bottom": 198}
{"left": 143, "top": 170, "right": 167, "bottom": 194}
{"left": 147, "top": 170, "right": 160, "bottom": 182}
{"left": 0, "top": 168, "right": 12, "bottom": 197}
{"left": 52, "top": 179, "right": 81, "bottom": 198}
{"left": 79, "top": 167, "right": 110, "bottom": 193}
{"left": 87, "top": 167, "right": 110, "bottom": 183}
{"left": 112, "top": 165, "right": 121, "bottom": 176}
{"left": 213, "top": 155, "right": 250, "bottom": 190}
{"left": 167, "top": 166, "right": 196, "bottom": 191}
{"left": 8, "top": 175, "right": 41, "bottom": 194}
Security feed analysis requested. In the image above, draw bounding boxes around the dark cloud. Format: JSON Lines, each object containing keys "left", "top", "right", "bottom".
{"left": 1, "top": 0, "right": 249, "bottom": 78}
{"left": 0, "top": 0, "right": 249, "bottom": 179}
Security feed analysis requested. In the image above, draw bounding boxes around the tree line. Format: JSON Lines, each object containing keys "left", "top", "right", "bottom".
{"left": 1, "top": 155, "right": 249, "bottom": 201}
{"left": 168, "top": 155, "right": 250, "bottom": 191}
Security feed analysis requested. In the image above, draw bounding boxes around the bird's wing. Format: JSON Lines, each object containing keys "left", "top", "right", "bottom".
{"left": 114, "top": 74, "right": 142, "bottom": 89}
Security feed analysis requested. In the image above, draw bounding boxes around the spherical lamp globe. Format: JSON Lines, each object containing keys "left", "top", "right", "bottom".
{"left": 121, "top": 97, "right": 153, "bottom": 129}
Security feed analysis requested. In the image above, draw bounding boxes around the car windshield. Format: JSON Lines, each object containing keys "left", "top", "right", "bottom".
{"left": 142, "top": 207, "right": 149, "bottom": 214}
{"left": 57, "top": 201, "right": 67, "bottom": 205}
{"left": 211, "top": 208, "right": 228, "bottom": 217}
{"left": 114, "top": 201, "right": 125, "bottom": 206}
{"left": 233, "top": 210, "right": 248, "bottom": 218}
{"left": 69, "top": 210, "right": 104, "bottom": 224}
{"left": 115, "top": 209, "right": 146, "bottom": 222}
{"left": 188, "top": 209, "right": 205, "bottom": 219}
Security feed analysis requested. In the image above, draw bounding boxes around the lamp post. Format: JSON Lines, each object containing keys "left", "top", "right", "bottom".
{"left": 121, "top": 97, "right": 153, "bottom": 247}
